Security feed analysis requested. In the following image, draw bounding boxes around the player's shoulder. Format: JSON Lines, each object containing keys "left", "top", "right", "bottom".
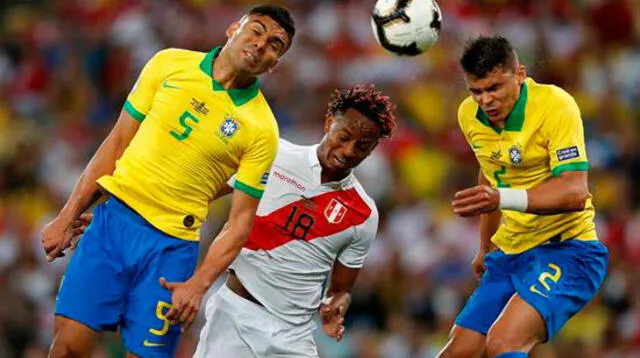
{"left": 349, "top": 178, "right": 379, "bottom": 222}
{"left": 458, "top": 95, "right": 478, "bottom": 118}
{"left": 527, "top": 77, "right": 577, "bottom": 109}
{"left": 272, "top": 139, "right": 311, "bottom": 166}
{"left": 149, "top": 47, "right": 204, "bottom": 64}
{"left": 457, "top": 96, "right": 479, "bottom": 128}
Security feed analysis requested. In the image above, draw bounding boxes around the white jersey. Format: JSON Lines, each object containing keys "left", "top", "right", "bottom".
{"left": 229, "top": 140, "right": 379, "bottom": 326}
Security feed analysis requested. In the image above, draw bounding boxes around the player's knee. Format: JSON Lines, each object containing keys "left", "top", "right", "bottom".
{"left": 437, "top": 339, "right": 483, "bottom": 358}
{"left": 48, "top": 341, "right": 83, "bottom": 358}
{"left": 485, "top": 331, "right": 520, "bottom": 357}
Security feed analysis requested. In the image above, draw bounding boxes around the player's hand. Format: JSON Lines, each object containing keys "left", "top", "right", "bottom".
{"left": 452, "top": 185, "right": 499, "bottom": 217}
{"left": 319, "top": 293, "right": 350, "bottom": 341}
{"left": 69, "top": 213, "right": 93, "bottom": 250}
{"left": 471, "top": 250, "right": 487, "bottom": 280}
{"left": 159, "top": 277, "right": 206, "bottom": 330}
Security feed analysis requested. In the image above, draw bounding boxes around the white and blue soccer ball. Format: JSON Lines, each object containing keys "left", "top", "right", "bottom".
{"left": 371, "top": 0, "right": 442, "bottom": 56}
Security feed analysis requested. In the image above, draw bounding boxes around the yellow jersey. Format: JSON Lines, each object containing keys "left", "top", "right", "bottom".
{"left": 458, "top": 77, "right": 597, "bottom": 254}
{"left": 98, "top": 47, "right": 279, "bottom": 241}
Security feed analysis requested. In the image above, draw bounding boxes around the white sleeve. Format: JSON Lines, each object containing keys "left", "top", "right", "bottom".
{"left": 337, "top": 208, "right": 379, "bottom": 268}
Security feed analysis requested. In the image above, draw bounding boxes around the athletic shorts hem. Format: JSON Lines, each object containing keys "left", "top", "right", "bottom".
{"left": 54, "top": 313, "right": 105, "bottom": 333}
{"left": 454, "top": 321, "right": 488, "bottom": 336}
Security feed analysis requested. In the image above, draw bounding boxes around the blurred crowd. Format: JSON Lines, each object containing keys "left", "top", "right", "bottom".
{"left": 0, "top": 0, "right": 639, "bottom": 357}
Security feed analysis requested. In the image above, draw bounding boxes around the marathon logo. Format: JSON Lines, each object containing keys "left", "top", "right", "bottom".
{"left": 272, "top": 171, "right": 305, "bottom": 192}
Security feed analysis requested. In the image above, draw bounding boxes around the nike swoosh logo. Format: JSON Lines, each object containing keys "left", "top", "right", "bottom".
{"left": 529, "top": 285, "right": 548, "bottom": 298}
{"left": 162, "top": 81, "right": 180, "bottom": 89}
{"left": 143, "top": 340, "right": 166, "bottom": 347}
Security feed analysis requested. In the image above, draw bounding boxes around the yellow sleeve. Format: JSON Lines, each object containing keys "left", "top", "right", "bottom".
{"left": 457, "top": 99, "right": 473, "bottom": 147}
{"left": 233, "top": 124, "right": 279, "bottom": 199}
{"left": 543, "top": 94, "right": 589, "bottom": 177}
{"left": 123, "top": 50, "right": 170, "bottom": 121}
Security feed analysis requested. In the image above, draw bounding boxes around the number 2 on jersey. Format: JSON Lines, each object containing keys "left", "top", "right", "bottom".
{"left": 493, "top": 166, "right": 510, "bottom": 188}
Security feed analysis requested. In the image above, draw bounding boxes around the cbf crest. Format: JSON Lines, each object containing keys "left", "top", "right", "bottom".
{"left": 220, "top": 117, "right": 239, "bottom": 138}
{"left": 508, "top": 144, "right": 523, "bottom": 166}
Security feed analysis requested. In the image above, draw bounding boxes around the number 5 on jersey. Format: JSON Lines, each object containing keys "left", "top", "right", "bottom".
{"left": 170, "top": 111, "right": 199, "bottom": 141}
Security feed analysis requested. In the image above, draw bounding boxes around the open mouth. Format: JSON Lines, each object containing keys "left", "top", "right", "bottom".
{"left": 333, "top": 155, "right": 348, "bottom": 168}
{"left": 485, "top": 108, "right": 500, "bottom": 116}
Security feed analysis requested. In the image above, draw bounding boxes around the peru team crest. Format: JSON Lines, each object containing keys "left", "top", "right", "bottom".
{"left": 324, "top": 199, "right": 347, "bottom": 224}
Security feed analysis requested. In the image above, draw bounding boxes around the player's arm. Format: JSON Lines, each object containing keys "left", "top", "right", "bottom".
{"left": 161, "top": 188, "right": 260, "bottom": 328}
{"left": 321, "top": 210, "right": 378, "bottom": 341}
{"left": 41, "top": 110, "right": 141, "bottom": 261}
{"left": 453, "top": 171, "right": 588, "bottom": 216}
{"left": 320, "top": 261, "right": 359, "bottom": 341}
{"left": 471, "top": 171, "right": 502, "bottom": 279}
{"left": 453, "top": 95, "right": 590, "bottom": 217}
{"left": 161, "top": 123, "right": 279, "bottom": 328}
{"left": 41, "top": 50, "right": 167, "bottom": 261}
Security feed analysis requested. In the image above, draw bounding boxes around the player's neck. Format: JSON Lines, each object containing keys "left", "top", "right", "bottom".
{"left": 489, "top": 117, "right": 507, "bottom": 129}
{"left": 320, "top": 169, "right": 350, "bottom": 184}
{"left": 212, "top": 53, "right": 257, "bottom": 89}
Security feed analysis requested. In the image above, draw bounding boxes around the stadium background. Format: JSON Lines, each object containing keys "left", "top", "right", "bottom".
{"left": 0, "top": 0, "right": 638, "bottom": 357}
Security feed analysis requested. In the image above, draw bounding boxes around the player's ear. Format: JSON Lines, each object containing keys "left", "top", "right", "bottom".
{"left": 515, "top": 64, "right": 527, "bottom": 84}
{"left": 324, "top": 115, "right": 335, "bottom": 133}
{"left": 226, "top": 21, "right": 241, "bottom": 39}
{"left": 268, "top": 59, "right": 279, "bottom": 73}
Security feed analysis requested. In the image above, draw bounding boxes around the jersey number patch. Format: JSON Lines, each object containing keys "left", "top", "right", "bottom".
{"left": 283, "top": 206, "right": 315, "bottom": 241}
{"left": 170, "top": 110, "right": 200, "bottom": 141}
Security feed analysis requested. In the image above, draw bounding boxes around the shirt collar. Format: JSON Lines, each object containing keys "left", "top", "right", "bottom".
{"left": 199, "top": 46, "right": 260, "bottom": 106}
{"left": 475, "top": 79, "right": 528, "bottom": 134}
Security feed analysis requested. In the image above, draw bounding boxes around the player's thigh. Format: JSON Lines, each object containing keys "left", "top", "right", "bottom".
{"left": 120, "top": 238, "right": 198, "bottom": 358}
{"left": 511, "top": 239, "right": 609, "bottom": 341}
{"left": 55, "top": 202, "right": 125, "bottom": 333}
{"left": 48, "top": 315, "right": 98, "bottom": 358}
{"left": 436, "top": 325, "right": 487, "bottom": 358}
{"left": 268, "top": 326, "right": 319, "bottom": 358}
{"left": 194, "top": 287, "right": 270, "bottom": 358}
{"left": 485, "top": 294, "right": 545, "bottom": 356}
{"left": 454, "top": 251, "right": 515, "bottom": 337}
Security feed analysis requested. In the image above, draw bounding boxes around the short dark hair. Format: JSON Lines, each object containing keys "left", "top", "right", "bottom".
{"left": 327, "top": 84, "right": 397, "bottom": 138}
{"left": 460, "top": 35, "right": 518, "bottom": 78}
{"left": 248, "top": 4, "right": 296, "bottom": 45}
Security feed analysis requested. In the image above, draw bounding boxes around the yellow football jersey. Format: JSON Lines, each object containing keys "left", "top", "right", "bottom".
{"left": 97, "top": 47, "right": 279, "bottom": 241}
{"left": 458, "top": 77, "right": 597, "bottom": 254}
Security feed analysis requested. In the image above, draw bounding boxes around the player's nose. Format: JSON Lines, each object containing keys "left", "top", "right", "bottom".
{"left": 252, "top": 37, "right": 267, "bottom": 53}
{"left": 479, "top": 92, "right": 492, "bottom": 107}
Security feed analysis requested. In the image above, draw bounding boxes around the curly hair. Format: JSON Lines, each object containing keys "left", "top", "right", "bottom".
{"left": 460, "top": 35, "right": 517, "bottom": 78}
{"left": 326, "top": 84, "right": 397, "bottom": 138}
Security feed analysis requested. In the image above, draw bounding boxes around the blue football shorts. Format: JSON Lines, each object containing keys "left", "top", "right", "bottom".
{"left": 55, "top": 196, "right": 199, "bottom": 357}
{"left": 455, "top": 238, "right": 608, "bottom": 341}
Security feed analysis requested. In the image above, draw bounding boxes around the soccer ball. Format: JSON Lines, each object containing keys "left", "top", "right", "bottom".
{"left": 371, "top": 0, "right": 442, "bottom": 56}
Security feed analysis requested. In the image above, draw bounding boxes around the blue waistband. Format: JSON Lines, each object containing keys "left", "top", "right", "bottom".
{"left": 104, "top": 195, "right": 153, "bottom": 228}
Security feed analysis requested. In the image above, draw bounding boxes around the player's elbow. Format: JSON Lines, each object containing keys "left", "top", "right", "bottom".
{"left": 566, "top": 185, "right": 588, "bottom": 211}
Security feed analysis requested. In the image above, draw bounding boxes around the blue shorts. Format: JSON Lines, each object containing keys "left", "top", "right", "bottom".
{"left": 455, "top": 239, "right": 608, "bottom": 341}
{"left": 56, "top": 197, "right": 199, "bottom": 357}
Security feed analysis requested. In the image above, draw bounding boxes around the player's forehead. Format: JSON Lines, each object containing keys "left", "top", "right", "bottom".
{"left": 244, "top": 15, "right": 290, "bottom": 44}
{"left": 335, "top": 109, "right": 381, "bottom": 138}
{"left": 465, "top": 67, "right": 514, "bottom": 89}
